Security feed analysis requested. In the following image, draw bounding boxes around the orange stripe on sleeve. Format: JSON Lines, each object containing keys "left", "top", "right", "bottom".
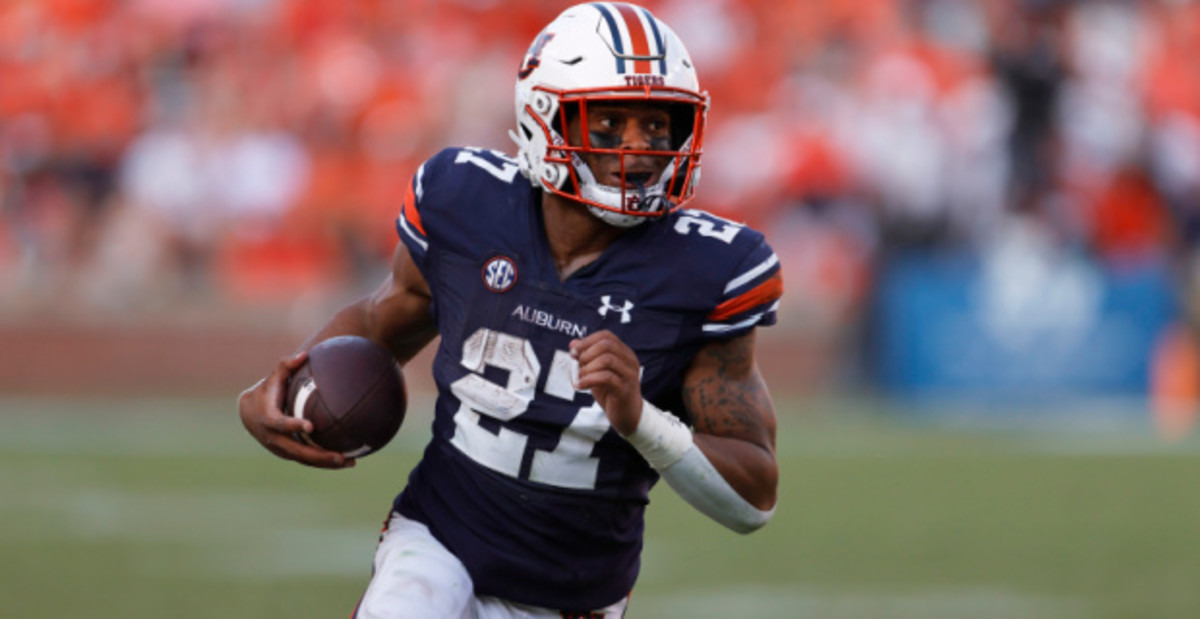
{"left": 402, "top": 178, "right": 425, "bottom": 236}
{"left": 707, "top": 272, "right": 783, "bottom": 322}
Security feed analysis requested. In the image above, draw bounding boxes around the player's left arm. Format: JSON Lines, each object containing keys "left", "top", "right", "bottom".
{"left": 682, "top": 329, "right": 778, "bottom": 512}
{"left": 572, "top": 328, "right": 777, "bottom": 533}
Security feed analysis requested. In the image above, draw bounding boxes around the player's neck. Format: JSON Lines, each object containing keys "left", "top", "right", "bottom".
{"left": 540, "top": 192, "right": 625, "bottom": 281}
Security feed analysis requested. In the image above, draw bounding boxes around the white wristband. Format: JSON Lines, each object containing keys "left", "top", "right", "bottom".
{"left": 621, "top": 400, "right": 694, "bottom": 470}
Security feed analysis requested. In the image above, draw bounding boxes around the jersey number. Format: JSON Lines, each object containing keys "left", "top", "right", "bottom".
{"left": 455, "top": 148, "right": 521, "bottom": 183}
{"left": 448, "top": 328, "right": 609, "bottom": 490}
{"left": 674, "top": 212, "right": 742, "bottom": 244}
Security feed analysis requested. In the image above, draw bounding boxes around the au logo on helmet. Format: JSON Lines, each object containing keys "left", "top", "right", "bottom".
{"left": 518, "top": 33, "right": 555, "bottom": 80}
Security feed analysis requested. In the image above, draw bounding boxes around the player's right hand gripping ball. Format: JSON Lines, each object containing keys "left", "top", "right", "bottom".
{"left": 284, "top": 335, "right": 407, "bottom": 458}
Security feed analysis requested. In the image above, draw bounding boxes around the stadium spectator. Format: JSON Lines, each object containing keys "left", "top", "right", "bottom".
{"left": 3, "top": 0, "right": 1199, "bottom": 391}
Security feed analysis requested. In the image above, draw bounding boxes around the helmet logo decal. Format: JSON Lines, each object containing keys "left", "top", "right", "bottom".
{"left": 482, "top": 256, "right": 518, "bottom": 293}
{"left": 625, "top": 193, "right": 669, "bottom": 214}
{"left": 592, "top": 3, "right": 667, "bottom": 75}
{"left": 518, "top": 32, "right": 555, "bottom": 80}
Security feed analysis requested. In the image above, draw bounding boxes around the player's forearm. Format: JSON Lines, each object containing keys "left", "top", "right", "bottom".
{"left": 299, "top": 295, "right": 435, "bottom": 367}
{"left": 298, "top": 298, "right": 375, "bottom": 352}
{"left": 693, "top": 432, "right": 778, "bottom": 510}
{"left": 659, "top": 445, "right": 775, "bottom": 534}
{"left": 622, "top": 399, "right": 776, "bottom": 533}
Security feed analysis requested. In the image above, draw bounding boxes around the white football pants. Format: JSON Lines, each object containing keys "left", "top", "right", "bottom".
{"left": 354, "top": 512, "right": 629, "bottom": 619}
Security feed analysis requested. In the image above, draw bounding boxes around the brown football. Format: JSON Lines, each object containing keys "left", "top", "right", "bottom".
{"left": 284, "top": 335, "right": 406, "bottom": 458}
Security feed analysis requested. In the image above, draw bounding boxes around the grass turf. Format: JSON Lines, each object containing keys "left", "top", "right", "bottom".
{"left": 1, "top": 395, "right": 1198, "bottom": 618}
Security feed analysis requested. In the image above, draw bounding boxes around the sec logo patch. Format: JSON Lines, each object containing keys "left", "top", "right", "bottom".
{"left": 483, "top": 256, "right": 517, "bottom": 293}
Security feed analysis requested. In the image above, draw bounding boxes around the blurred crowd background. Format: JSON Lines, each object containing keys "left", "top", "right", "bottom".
{"left": 3, "top": 0, "right": 1200, "bottom": 422}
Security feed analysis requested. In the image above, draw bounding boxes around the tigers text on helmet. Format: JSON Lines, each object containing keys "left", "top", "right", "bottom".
{"left": 511, "top": 2, "right": 708, "bottom": 228}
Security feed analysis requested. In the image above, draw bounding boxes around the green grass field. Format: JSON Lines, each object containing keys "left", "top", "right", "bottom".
{"left": 3, "top": 394, "right": 1199, "bottom": 618}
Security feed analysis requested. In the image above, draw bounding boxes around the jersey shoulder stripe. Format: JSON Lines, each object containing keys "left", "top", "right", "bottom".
{"left": 709, "top": 270, "right": 783, "bottom": 321}
{"left": 703, "top": 300, "right": 781, "bottom": 334}
{"left": 395, "top": 147, "right": 524, "bottom": 265}
{"left": 700, "top": 235, "right": 782, "bottom": 335}
{"left": 397, "top": 162, "right": 428, "bottom": 254}
{"left": 724, "top": 253, "right": 778, "bottom": 294}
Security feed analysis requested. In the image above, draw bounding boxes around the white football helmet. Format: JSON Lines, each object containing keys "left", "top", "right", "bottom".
{"left": 512, "top": 2, "right": 708, "bottom": 228}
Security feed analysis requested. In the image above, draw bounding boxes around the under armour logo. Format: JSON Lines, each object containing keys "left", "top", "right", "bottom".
{"left": 598, "top": 295, "right": 634, "bottom": 324}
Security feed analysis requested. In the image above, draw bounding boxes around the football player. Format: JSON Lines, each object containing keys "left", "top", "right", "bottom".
{"left": 239, "top": 3, "right": 783, "bottom": 617}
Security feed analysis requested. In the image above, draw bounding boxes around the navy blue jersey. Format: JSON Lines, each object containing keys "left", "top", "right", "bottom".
{"left": 391, "top": 147, "right": 781, "bottom": 610}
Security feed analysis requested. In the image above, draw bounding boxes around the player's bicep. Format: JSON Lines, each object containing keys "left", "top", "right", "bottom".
{"left": 365, "top": 242, "right": 437, "bottom": 364}
{"left": 682, "top": 331, "right": 776, "bottom": 452}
